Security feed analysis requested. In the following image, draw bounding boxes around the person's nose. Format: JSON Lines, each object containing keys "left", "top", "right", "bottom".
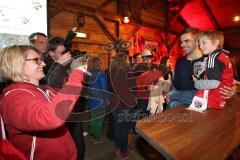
{"left": 180, "top": 42, "right": 185, "bottom": 48}
{"left": 41, "top": 60, "right": 46, "bottom": 67}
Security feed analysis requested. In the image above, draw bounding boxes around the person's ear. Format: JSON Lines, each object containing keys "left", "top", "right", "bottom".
{"left": 213, "top": 40, "right": 220, "bottom": 48}
{"left": 195, "top": 39, "right": 200, "bottom": 47}
{"left": 195, "top": 39, "right": 199, "bottom": 44}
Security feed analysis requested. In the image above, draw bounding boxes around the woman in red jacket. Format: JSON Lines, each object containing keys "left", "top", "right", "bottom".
{"left": 0, "top": 45, "right": 86, "bottom": 160}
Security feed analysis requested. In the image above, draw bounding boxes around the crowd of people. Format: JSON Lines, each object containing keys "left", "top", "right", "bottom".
{"left": 0, "top": 26, "right": 238, "bottom": 160}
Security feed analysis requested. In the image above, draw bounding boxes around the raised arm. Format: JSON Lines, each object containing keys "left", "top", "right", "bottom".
{"left": 2, "top": 70, "right": 84, "bottom": 132}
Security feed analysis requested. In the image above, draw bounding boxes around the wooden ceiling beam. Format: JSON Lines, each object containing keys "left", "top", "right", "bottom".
{"left": 95, "top": 14, "right": 119, "bottom": 42}
{"left": 201, "top": 0, "right": 221, "bottom": 30}
{"left": 62, "top": 1, "right": 178, "bottom": 36}
{"left": 97, "top": 0, "right": 114, "bottom": 11}
{"left": 101, "top": 11, "right": 178, "bottom": 35}
{"left": 169, "top": 1, "right": 187, "bottom": 26}
{"left": 178, "top": 15, "right": 189, "bottom": 27}
{"left": 99, "top": 11, "right": 122, "bottom": 22}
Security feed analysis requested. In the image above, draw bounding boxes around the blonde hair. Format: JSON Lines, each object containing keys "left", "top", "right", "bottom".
{"left": 199, "top": 30, "right": 224, "bottom": 48}
{"left": 0, "top": 45, "right": 39, "bottom": 82}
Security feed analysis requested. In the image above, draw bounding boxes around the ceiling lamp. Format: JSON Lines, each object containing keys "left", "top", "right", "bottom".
{"left": 123, "top": 16, "right": 130, "bottom": 24}
{"left": 233, "top": 16, "right": 240, "bottom": 22}
{"left": 76, "top": 32, "right": 87, "bottom": 38}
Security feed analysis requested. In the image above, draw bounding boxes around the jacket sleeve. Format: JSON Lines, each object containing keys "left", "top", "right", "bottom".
{"left": 99, "top": 73, "right": 108, "bottom": 91}
{"left": 194, "top": 79, "right": 220, "bottom": 90}
{"left": 2, "top": 70, "right": 84, "bottom": 132}
{"left": 44, "top": 62, "right": 68, "bottom": 90}
{"left": 64, "top": 30, "right": 77, "bottom": 51}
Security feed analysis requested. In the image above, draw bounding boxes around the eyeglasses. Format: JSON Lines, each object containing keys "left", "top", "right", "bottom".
{"left": 34, "top": 40, "right": 48, "bottom": 45}
{"left": 25, "top": 58, "right": 43, "bottom": 65}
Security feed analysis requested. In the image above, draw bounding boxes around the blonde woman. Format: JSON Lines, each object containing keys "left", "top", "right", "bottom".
{"left": 0, "top": 45, "right": 87, "bottom": 160}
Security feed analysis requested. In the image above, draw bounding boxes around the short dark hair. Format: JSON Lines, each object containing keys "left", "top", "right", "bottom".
{"left": 47, "top": 37, "right": 65, "bottom": 52}
{"left": 180, "top": 27, "right": 200, "bottom": 40}
{"left": 28, "top": 32, "right": 47, "bottom": 43}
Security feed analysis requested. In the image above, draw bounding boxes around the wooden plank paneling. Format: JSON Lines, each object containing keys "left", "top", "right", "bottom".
{"left": 141, "top": 9, "right": 165, "bottom": 27}
{"left": 103, "top": 0, "right": 117, "bottom": 13}
{"left": 67, "top": 0, "right": 105, "bottom": 8}
{"left": 51, "top": 11, "right": 76, "bottom": 27}
{"left": 50, "top": 0, "right": 180, "bottom": 69}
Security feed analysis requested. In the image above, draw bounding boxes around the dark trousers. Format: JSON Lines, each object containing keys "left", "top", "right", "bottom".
{"left": 67, "top": 123, "right": 85, "bottom": 160}
{"left": 137, "top": 99, "right": 149, "bottom": 119}
{"left": 112, "top": 108, "right": 134, "bottom": 152}
{"left": 106, "top": 113, "right": 114, "bottom": 141}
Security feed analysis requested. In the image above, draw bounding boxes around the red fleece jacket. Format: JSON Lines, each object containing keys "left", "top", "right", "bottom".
{"left": 0, "top": 70, "right": 84, "bottom": 160}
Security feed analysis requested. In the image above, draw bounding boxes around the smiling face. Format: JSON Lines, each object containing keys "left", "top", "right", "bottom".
{"left": 199, "top": 36, "right": 219, "bottom": 55}
{"left": 23, "top": 49, "right": 46, "bottom": 85}
{"left": 135, "top": 55, "right": 142, "bottom": 63}
{"left": 33, "top": 34, "right": 48, "bottom": 54}
{"left": 180, "top": 33, "right": 198, "bottom": 55}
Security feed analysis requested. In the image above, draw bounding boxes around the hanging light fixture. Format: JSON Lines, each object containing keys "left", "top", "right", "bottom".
{"left": 77, "top": 13, "right": 85, "bottom": 27}
{"left": 233, "top": 16, "right": 240, "bottom": 22}
{"left": 123, "top": 16, "right": 130, "bottom": 23}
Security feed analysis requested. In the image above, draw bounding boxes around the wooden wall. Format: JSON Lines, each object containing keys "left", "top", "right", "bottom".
{"left": 50, "top": 0, "right": 179, "bottom": 69}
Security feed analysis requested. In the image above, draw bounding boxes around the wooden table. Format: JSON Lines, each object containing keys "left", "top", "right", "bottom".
{"left": 136, "top": 98, "right": 240, "bottom": 160}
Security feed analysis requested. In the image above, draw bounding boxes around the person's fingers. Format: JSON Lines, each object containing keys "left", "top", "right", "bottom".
{"left": 192, "top": 75, "right": 196, "bottom": 81}
{"left": 219, "top": 87, "right": 230, "bottom": 95}
{"left": 168, "top": 74, "right": 171, "bottom": 80}
{"left": 220, "top": 87, "right": 229, "bottom": 99}
{"left": 62, "top": 53, "right": 72, "bottom": 61}
{"left": 220, "top": 94, "right": 230, "bottom": 99}
{"left": 221, "top": 85, "right": 231, "bottom": 90}
{"left": 63, "top": 52, "right": 72, "bottom": 57}
{"left": 220, "top": 85, "right": 235, "bottom": 99}
{"left": 72, "top": 27, "right": 78, "bottom": 32}
{"left": 234, "top": 79, "right": 240, "bottom": 85}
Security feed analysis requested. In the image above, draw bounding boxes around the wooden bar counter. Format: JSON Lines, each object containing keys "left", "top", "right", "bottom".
{"left": 136, "top": 98, "right": 240, "bottom": 160}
